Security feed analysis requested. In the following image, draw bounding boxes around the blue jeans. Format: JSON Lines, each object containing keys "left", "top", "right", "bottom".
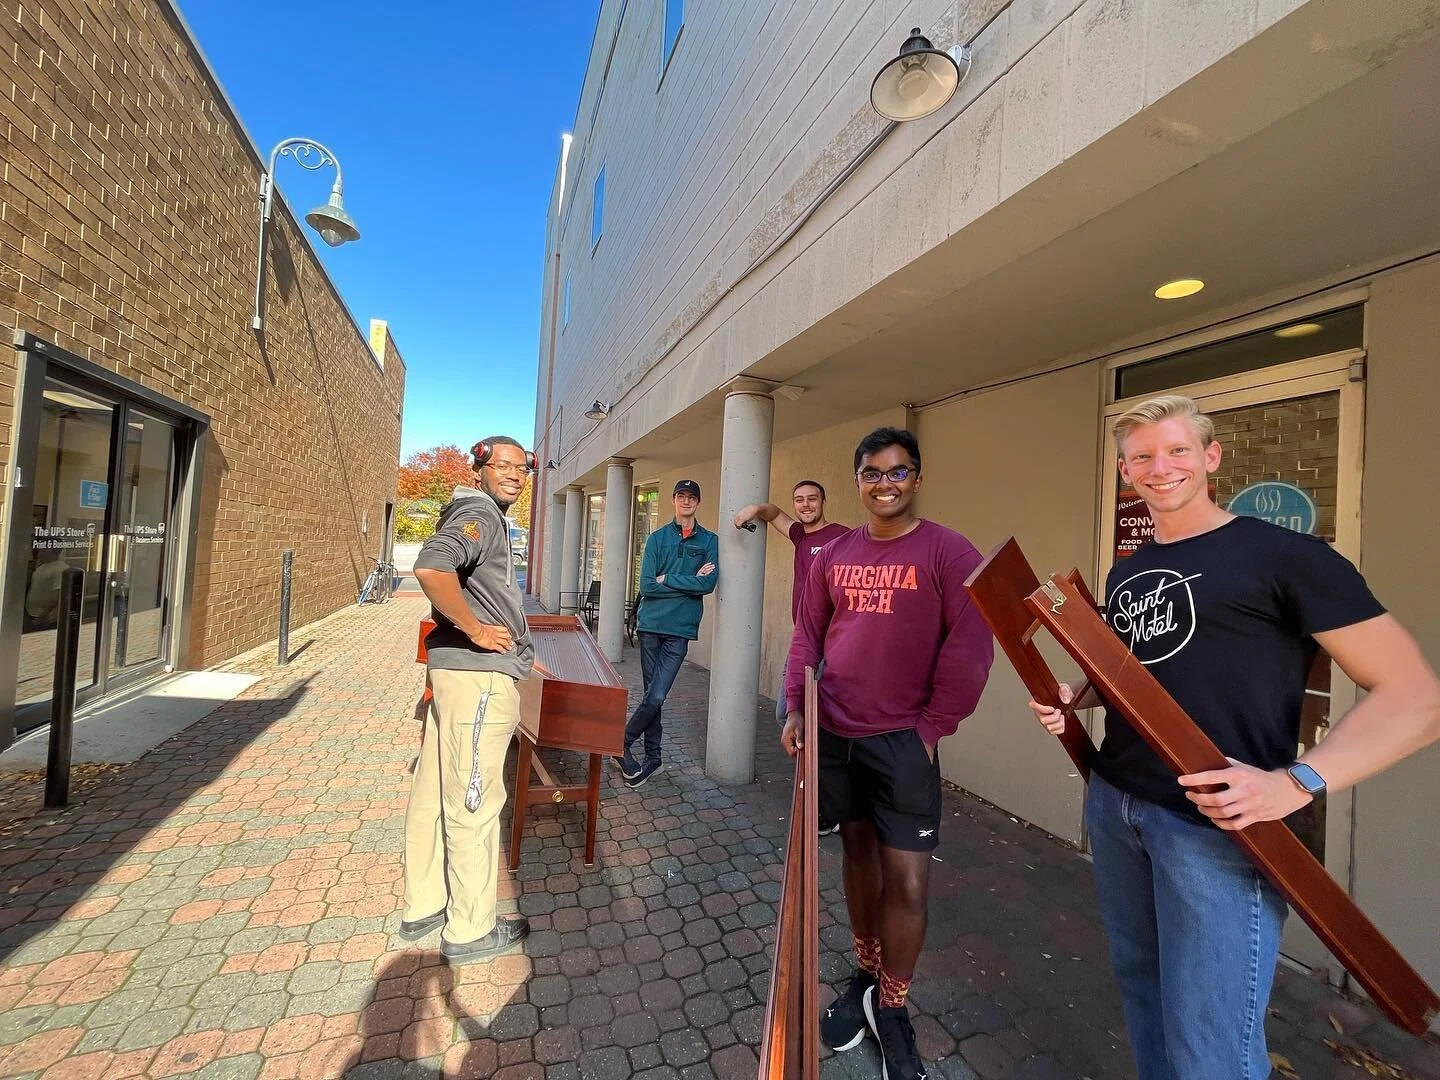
{"left": 624, "top": 631, "right": 689, "bottom": 767}
{"left": 1086, "top": 772, "right": 1287, "bottom": 1080}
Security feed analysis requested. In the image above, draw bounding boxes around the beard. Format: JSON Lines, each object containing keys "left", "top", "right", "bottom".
{"left": 481, "top": 481, "right": 517, "bottom": 511}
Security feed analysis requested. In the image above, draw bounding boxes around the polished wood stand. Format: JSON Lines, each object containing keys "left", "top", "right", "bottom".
{"left": 758, "top": 667, "right": 820, "bottom": 1079}
{"left": 509, "top": 738, "right": 604, "bottom": 868}
{"left": 508, "top": 615, "right": 627, "bottom": 870}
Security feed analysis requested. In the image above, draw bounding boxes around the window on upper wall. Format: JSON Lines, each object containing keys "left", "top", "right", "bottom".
{"left": 592, "top": 167, "right": 605, "bottom": 251}
{"left": 662, "top": 0, "right": 683, "bottom": 74}
{"left": 563, "top": 274, "right": 572, "bottom": 328}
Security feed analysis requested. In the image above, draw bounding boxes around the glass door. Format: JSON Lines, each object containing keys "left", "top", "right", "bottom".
{"left": 15, "top": 384, "right": 184, "bottom": 728}
{"left": 106, "top": 408, "right": 178, "bottom": 686}
{"left": 18, "top": 380, "right": 116, "bottom": 713}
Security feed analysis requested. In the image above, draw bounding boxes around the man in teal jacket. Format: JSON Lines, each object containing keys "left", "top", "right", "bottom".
{"left": 620, "top": 479, "right": 719, "bottom": 788}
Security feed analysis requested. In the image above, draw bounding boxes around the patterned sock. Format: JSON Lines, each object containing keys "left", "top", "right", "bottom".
{"left": 878, "top": 964, "right": 912, "bottom": 1010}
{"left": 853, "top": 935, "right": 882, "bottom": 979}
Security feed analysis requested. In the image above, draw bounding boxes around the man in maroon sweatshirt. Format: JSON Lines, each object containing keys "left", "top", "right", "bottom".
{"left": 782, "top": 427, "right": 993, "bottom": 1080}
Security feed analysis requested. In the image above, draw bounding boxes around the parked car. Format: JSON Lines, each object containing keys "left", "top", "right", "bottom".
{"left": 509, "top": 524, "right": 529, "bottom": 566}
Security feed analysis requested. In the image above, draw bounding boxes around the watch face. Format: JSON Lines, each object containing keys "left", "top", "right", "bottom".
{"left": 1290, "top": 763, "right": 1326, "bottom": 794}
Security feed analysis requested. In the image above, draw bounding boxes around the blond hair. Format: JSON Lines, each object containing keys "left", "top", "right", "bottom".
{"left": 1112, "top": 394, "right": 1215, "bottom": 453}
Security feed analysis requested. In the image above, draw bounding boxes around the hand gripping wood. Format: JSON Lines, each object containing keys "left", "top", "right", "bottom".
{"left": 963, "top": 538, "right": 1096, "bottom": 779}
{"left": 1024, "top": 567, "right": 1438, "bottom": 1036}
{"left": 758, "top": 667, "right": 821, "bottom": 1079}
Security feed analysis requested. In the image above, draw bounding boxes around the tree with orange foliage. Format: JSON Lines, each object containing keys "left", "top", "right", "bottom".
{"left": 508, "top": 477, "right": 532, "bottom": 529}
{"left": 397, "top": 444, "right": 475, "bottom": 504}
{"left": 394, "top": 444, "right": 535, "bottom": 545}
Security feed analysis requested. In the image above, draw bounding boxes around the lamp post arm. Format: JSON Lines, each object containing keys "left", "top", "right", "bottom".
{"left": 252, "top": 137, "right": 345, "bottom": 333}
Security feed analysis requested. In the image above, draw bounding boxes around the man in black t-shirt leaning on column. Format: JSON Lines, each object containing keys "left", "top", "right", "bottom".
{"left": 1031, "top": 395, "right": 1440, "bottom": 1080}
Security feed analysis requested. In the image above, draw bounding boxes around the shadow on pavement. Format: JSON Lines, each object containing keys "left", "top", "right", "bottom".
{"left": 0, "top": 677, "right": 318, "bottom": 965}
{"left": 339, "top": 948, "right": 528, "bottom": 1078}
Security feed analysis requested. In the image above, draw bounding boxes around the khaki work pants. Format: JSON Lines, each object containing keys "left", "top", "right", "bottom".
{"left": 403, "top": 667, "right": 520, "bottom": 945}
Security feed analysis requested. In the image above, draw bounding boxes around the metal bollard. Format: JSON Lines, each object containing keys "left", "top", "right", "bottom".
{"left": 278, "top": 549, "right": 293, "bottom": 666}
{"left": 44, "top": 567, "right": 85, "bottom": 809}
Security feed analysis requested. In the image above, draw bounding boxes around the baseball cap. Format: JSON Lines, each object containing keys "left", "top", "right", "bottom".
{"left": 673, "top": 480, "right": 701, "bottom": 500}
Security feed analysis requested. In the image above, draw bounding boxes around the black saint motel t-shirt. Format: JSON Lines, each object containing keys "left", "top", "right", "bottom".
{"left": 1094, "top": 516, "right": 1385, "bottom": 819}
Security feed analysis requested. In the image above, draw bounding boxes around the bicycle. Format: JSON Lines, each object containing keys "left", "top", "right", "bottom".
{"left": 357, "top": 556, "right": 394, "bottom": 605}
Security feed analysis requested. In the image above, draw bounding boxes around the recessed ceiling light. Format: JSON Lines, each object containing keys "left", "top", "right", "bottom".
{"left": 1273, "top": 322, "right": 1324, "bottom": 339}
{"left": 1154, "top": 278, "right": 1205, "bottom": 300}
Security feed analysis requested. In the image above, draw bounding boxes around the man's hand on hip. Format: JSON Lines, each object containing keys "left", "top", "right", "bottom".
{"left": 468, "top": 623, "right": 514, "bottom": 653}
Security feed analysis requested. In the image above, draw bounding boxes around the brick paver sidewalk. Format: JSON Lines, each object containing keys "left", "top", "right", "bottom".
{"left": 0, "top": 598, "right": 1435, "bottom": 1079}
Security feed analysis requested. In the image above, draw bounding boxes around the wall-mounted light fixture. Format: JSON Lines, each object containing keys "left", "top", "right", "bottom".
{"left": 545, "top": 459, "right": 560, "bottom": 470}
{"left": 871, "top": 28, "right": 971, "bottom": 122}
{"left": 252, "top": 137, "right": 361, "bottom": 332}
{"left": 584, "top": 400, "right": 612, "bottom": 421}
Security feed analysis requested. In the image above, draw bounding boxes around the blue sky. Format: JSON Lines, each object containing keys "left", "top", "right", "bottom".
{"left": 181, "top": 0, "right": 600, "bottom": 458}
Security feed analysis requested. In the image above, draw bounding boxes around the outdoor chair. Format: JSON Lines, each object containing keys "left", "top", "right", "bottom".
{"left": 625, "top": 595, "right": 639, "bottom": 647}
{"left": 580, "top": 581, "right": 601, "bottom": 632}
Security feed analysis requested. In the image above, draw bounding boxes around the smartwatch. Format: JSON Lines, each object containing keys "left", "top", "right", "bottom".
{"left": 1287, "top": 761, "right": 1326, "bottom": 797}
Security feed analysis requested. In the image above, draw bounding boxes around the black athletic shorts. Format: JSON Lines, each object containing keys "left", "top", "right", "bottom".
{"left": 817, "top": 726, "right": 942, "bottom": 852}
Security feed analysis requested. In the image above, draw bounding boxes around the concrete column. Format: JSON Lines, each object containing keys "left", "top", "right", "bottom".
{"left": 559, "top": 486, "right": 585, "bottom": 614}
{"left": 542, "top": 492, "right": 566, "bottom": 613}
{"left": 599, "top": 459, "right": 634, "bottom": 661}
{"left": 705, "top": 378, "right": 776, "bottom": 784}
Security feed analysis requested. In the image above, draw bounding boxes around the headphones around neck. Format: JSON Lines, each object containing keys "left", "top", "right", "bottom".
{"left": 472, "top": 440, "right": 537, "bottom": 473}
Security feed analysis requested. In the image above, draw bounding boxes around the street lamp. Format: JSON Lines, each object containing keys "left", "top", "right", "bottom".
{"left": 251, "top": 137, "right": 361, "bottom": 332}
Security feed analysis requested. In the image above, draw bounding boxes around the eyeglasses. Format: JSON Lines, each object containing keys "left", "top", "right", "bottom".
{"left": 483, "top": 462, "right": 533, "bottom": 477}
{"left": 857, "top": 465, "right": 916, "bottom": 484}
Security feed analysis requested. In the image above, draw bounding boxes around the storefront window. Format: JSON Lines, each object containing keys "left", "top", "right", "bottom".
{"left": 583, "top": 493, "right": 605, "bottom": 593}
{"left": 1116, "top": 305, "right": 1362, "bottom": 399}
{"left": 631, "top": 488, "right": 659, "bottom": 598}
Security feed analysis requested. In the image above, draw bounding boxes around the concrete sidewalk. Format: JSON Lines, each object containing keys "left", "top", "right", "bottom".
{"left": 0, "top": 598, "right": 1433, "bottom": 1079}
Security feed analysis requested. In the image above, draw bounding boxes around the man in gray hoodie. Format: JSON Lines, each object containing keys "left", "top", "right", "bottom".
{"left": 400, "top": 435, "right": 535, "bottom": 963}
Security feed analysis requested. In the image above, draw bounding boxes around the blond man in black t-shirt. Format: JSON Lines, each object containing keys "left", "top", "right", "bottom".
{"left": 1030, "top": 395, "right": 1440, "bottom": 1080}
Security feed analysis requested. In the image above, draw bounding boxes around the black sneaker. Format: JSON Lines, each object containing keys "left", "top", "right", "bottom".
{"left": 624, "top": 759, "right": 663, "bottom": 789}
{"left": 441, "top": 917, "right": 530, "bottom": 964}
{"left": 864, "top": 986, "right": 927, "bottom": 1080}
{"left": 820, "top": 968, "right": 876, "bottom": 1052}
{"left": 614, "top": 754, "right": 642, "bottom": 780}
{"left": 819, "top": 820, "right": 839, "bottom": 837}
{"left": 396, "top": 909, "right": 444, "bottom": 940}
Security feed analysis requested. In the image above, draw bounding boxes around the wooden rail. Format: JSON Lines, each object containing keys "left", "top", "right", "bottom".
{"left": 758, "top": 667, "right": 821, "bottom": 1079}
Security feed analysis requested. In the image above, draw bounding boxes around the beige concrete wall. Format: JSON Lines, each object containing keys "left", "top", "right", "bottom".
{"left": 1348, "top": 258, "right": 1440, "bottom": 992}
{"left": 913, "top": 364, "right": 1102, "bottom": 843}
{"left": 543, "top": 0, "right": 1398, "bottom": 493}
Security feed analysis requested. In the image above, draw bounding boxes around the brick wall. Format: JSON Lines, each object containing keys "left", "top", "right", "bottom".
{"left": 0, "top": 0, "right": 404, "bottom": 668}
{"left": 1210, "top": 392, "right": 1339, "bottom": 541}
